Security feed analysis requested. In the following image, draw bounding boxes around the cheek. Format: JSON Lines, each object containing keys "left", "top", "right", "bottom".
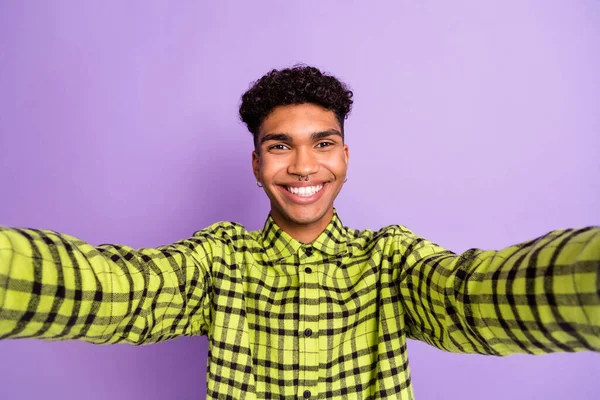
{"left": 259, "top": 157, "right": 286, "bottom": 180}
{"left": 324, "top": 154, "right": 348, "bottom": 175}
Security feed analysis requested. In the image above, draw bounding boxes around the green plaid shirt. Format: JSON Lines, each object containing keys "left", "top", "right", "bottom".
{"left": 1, "top": 212, "right": 599, "bottom": 399}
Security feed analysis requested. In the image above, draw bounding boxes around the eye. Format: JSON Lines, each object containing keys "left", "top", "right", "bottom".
{"left": 268, "top": 144, "right": 290, "bottom": 151}
{"left": 316, "top": 141, "right": 334, "bottom": 148}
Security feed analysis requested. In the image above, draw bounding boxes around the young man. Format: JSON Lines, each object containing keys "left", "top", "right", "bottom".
{"left": 0, "top": 65, "right": 599, "bottom": 400}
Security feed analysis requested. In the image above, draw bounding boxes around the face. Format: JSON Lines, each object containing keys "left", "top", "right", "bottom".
{"left": 252, "top": 103, "right": 349, "bottom": 235}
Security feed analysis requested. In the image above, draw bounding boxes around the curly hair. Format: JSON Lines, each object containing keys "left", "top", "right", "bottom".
{"left": 239, "top": 65, "right": 353, "bottom": 148}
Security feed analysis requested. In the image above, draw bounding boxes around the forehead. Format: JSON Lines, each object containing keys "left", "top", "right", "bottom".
{"left": 259, "top": 103, "right": 340, "bottom": 138}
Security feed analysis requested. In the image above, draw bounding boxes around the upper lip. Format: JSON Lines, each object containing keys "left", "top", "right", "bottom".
{"left": 280, "top": 181, "right": 327, "bottom": 188}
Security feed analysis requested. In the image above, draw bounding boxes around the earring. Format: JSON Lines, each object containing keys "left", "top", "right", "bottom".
{"left": 256, "top": 180, "right": 263, "bottom": 188}
{"left": 344, "top": 177, "right": 348, "bottom": 183}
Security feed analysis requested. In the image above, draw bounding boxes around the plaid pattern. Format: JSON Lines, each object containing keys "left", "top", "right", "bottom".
{"left": 1, "top": 212, "right": 599, "bottom": 399}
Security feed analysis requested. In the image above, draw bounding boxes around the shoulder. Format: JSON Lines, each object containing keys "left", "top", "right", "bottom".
{"left": 191, "top": 221, "right": 254, "bottom": 246}
{"left": 345, "top": 223, "right": 449, "bottom": 263}
{"left": 345, "top": 224, "right": 415, "bottom": 251}
{"left": 346, "top": 224, "right": 414, "bottom": 242}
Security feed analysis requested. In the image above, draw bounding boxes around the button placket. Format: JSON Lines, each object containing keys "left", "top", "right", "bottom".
{"left": 298, "top": 245, "right": 319, "bottom": 399}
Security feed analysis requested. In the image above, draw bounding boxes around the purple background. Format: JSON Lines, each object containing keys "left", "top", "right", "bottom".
{"left": 1, "top": 1, "right": 599, "bottom": 399}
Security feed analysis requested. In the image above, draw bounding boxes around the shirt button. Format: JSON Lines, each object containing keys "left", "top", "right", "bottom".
{"left": 304, "top": 328, "right": 313, "bottom": 337}
{"left": 303, "top": 390, "right": 311, "bottom": 399}
{"left": 304, "top": 267, "right": 312, "bottom": 274}
{"left": 304, "top": 247, "right": 313, "bottom": 256}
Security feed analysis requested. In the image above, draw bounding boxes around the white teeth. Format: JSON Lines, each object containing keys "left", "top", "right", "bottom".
{"left": 286, "top": 184, "right": 324, "bottom": 197}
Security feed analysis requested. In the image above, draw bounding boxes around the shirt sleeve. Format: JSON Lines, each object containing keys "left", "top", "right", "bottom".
{"left": 395, "top": 225, "right": 600, "bottom": 356}
{"left": 0, "top": 227, "right": 214, "bottom": 345}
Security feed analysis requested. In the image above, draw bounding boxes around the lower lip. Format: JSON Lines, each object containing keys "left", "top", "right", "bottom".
{"left": 278, "top": 183, "right": 328, "bottom": 205}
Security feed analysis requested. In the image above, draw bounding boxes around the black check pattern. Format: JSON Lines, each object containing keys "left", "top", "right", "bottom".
{"left": 1, "top": 211, "right": 599, "bottom": 399}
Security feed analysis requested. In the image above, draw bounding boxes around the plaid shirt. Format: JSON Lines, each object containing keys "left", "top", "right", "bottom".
{"left": 1, "top": 212, "right": 599, "bottom": 399}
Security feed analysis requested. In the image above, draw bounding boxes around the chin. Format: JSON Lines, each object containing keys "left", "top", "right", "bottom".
{"left": 271, "top": 202, "right": 329, "bottom": 226}
{"left": 286, "top": 205, "right": 332, "bottom": 225}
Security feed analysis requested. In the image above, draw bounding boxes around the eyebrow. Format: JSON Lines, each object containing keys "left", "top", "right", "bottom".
{"left": 260, "top": 129, "right": 342, "bottom": 145}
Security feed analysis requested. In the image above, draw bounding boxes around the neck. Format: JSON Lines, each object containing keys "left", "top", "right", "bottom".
{"left": 270, "top": 208, "right": 334, "bottom": 243}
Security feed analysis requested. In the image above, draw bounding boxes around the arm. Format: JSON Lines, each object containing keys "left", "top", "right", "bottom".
{"left": 395, "top": 226, "right": 600, "bottom": 355}
{"left": 0, "top": 227, "right": 214, "bottom": 345}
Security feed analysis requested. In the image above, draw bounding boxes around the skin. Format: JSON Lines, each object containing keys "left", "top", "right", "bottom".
{"left": 252, "top": 103, "right": 349, "bottom": 243}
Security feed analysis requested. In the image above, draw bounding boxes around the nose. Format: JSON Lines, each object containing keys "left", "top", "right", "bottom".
{"left": 288, "top": 146, "right": 319, "bottom": 178}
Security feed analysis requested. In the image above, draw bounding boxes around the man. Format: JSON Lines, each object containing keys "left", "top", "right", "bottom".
{"left": 1, "top": 65, "right": 599, "bottom": 400}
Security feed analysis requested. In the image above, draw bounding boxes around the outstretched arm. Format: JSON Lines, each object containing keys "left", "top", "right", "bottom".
{"left": 0, "top": 227, "right": 214, "bottom": 345}
{"left": 395, "top": 226, "right": 600, "bottom": 355}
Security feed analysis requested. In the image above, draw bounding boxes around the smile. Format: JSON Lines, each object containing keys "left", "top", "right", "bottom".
{"left": 286, "top": 184, "right": 324, "bottom": 197}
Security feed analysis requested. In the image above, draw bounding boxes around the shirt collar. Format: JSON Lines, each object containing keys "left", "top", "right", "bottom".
{"left": 261, "top": 210, "right": 348, "bottom": 261}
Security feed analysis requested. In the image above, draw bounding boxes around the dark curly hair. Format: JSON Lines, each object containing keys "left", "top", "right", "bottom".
{"left": 239, "top": 65, "right": 353, "bottom": 149}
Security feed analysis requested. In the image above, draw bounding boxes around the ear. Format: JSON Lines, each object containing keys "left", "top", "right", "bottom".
{"left": 343, "top": 144, "right": 349, "bottom": 166}
{"left": 252, "top": 150, "right": 260, "bottom": 181}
